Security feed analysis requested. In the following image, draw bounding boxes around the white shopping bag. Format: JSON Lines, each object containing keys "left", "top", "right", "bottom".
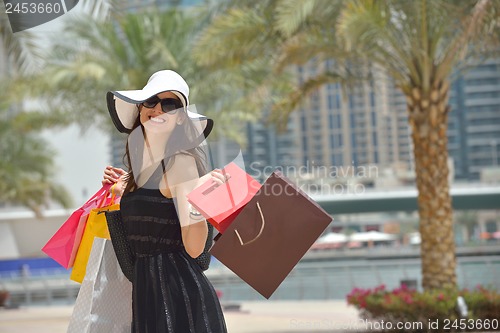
{"left": 68, "top": 237, "right": 132, "bottom": 333}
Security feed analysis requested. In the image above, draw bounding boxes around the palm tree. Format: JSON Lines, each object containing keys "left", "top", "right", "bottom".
{"left": 0, "top": 88, "right": 72, "bottom": 216}
{"left": 194, "top": 0, "right": 500, "bottom": 290}
{"left": 0, "top": 8, "right": 40, "bottom": 74}
{"left": 22, "top": 7, "right": 280, "bottom": 146}
{"left": 0, "top": 10, "right": 72, "bottom": 214}
{"left": 25, "top": 9, "right": 196, "bottom": 131}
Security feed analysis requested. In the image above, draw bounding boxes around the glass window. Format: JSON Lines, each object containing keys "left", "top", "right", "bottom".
{"left": 328, "top": 95, "right": 335, "bottom": 110}
{"left": 370, "top": 92, "right": 376, "bottom": 107}
{"left": 349, "top": 94, "right": 354, "bottom": 109}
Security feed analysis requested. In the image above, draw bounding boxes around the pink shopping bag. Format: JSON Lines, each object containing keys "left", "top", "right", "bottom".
{"left": 187, "top": 162, "right": 261, "bottom": 233}
{"left": 42, "top": 184, "right": 112, "bottom": 269}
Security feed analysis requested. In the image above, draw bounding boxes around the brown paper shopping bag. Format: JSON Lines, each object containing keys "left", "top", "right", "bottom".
{"left": 209, "top": 170, "right": 333, "bottom": 299}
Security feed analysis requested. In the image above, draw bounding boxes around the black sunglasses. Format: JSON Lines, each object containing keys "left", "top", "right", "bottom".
{"left": 141, "top": 96, "right": 183, "bottom": 113}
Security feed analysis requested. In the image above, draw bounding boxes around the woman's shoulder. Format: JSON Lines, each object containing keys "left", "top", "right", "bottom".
{"left": 169, "top": 150, "right": 197, "bottom": 166}
{"left": 163, "top": 152, "right": 199, "bottom": 186}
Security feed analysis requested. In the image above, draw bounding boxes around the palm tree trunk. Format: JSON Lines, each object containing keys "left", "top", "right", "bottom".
{"left": 407, "top": 80, "right": 457, "bottom": 290}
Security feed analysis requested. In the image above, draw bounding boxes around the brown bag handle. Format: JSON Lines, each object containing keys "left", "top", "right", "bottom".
{"left": 234, "top": 201, "right": 265, "bottom": 246}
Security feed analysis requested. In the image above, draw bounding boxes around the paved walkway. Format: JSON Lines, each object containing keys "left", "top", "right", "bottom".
{"left": 0, "top": 301, "right": 366, "bottom": 333}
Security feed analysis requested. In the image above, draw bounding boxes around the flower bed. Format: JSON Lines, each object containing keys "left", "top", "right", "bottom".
{"left": 347, "top": 285, "right": 500, "bottom": 332}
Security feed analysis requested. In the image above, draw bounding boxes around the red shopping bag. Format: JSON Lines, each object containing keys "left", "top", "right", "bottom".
{"left": 187, "top": 162, "right": 261, "bottom": 233}
{"left": 70, "top": 191, "right": 120, "bottom": 283}
{"left": 42, "top": 184, "right": 112, "bottom": 269}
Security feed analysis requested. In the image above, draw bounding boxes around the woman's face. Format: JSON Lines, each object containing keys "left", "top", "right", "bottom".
{"left": 140, "top": 91, "right": 185, "bottom": 134}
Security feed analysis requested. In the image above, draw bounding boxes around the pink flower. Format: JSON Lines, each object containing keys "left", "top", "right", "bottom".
{"left": 403, "top": 295, "right": 413, "bottom": 304}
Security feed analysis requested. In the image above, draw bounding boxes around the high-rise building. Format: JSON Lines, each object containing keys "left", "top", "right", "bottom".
{"left": 291, "top": 61, "right": 402, "bottom": 172}
{"left": 209, "top": 59, "right": 500, "bottom": 183}
{"left": 242, "top": 116, "right": 297, "bottom": 181}
{"left": 201, "top": 62, "right": 404, "bottom": 185}
{"left": 450, "top": 59, "right": 500, "bottom": 180}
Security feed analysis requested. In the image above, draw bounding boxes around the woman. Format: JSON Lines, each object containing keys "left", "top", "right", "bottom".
{"left": 103, "top": 70, "right": 228, "bottom": 332}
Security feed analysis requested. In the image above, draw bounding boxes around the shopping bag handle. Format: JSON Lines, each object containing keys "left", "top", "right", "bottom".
{"left": 83, "top": 183, "right": 111, "bottom": 207}
{"left": 234, "top": 201, "right": 265, "bottom": 246}
{"left": 97, "top": 184, "right": 117, "bottom": 208}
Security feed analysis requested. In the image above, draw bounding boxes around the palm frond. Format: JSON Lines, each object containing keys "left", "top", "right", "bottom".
{"left": 275, "top": 0, "right": 318, "bottom": 37}
{"left": 435, "top": 0, "right": 497, "bottom": 83}
{"left": 336, "top": 0, "right": 420, "bottom": 87}
{"left": 0, "top": 10, "right": 41, "bottom": 73}
{"left": 193, "top": 7, "right": 273, "bottom": 68}
{"left": 79, "top": 0, "right": 122, "bottom": 21}
{"left": 0, "top": 106, "right": 72, "bottom": 213}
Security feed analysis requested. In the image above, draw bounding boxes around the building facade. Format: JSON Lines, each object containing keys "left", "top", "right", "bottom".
{"left": 450, "top": 59, "right": 500, "bottom": 180}
{"left": 236, "top": 59, "right": 500, "bottom": 182}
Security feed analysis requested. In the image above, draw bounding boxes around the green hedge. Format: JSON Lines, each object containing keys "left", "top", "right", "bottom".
{"left": 347, "top": 285, "right": 500, "bottom": 332}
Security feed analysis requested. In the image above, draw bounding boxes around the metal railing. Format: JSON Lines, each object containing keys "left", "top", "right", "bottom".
{"left": 208, "top": 256, "right": 500, "bottom": 302}
{"left": 1, "top": 256, "right": 499, "bottom": 306}
{"left": 0, "top": 268, "right": 79, "bottom": 306}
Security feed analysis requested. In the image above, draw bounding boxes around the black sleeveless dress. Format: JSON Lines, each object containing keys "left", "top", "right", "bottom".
{"left": 120, "top": 166, "right": 227, "bottom": 333}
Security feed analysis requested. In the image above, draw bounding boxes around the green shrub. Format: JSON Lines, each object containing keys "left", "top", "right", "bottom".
{"left": 347, "top": 285, "right": 500, "bottom": 332}
{"left": 461, "top": 286, "right": 500, "bottom": 320}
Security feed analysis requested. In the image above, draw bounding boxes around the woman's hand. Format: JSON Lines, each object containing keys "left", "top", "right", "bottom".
{"left": 193, "top": 168, "right": 231, "bottom": 193}
{"left": 102, "top": 166, "right": 127, "bottom": 195}
{"left": 210, "top": 168, "right": 231, "bottom": 186}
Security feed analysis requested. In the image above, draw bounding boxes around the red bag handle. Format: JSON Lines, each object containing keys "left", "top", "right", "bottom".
{"left": 81, "top": 184, "right": 112, "bottom": 209}
{"left": 96, "top": 184, "right": 117, "bottom": 208}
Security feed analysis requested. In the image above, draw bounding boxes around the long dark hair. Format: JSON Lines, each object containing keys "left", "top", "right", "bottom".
{"left": 122, "top": 105, "right": 209, "bottom": 195}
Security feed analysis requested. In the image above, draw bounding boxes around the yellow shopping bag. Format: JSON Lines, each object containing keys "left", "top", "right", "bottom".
{"left": 70, "top": 191, "right": 119, "bottom": 283}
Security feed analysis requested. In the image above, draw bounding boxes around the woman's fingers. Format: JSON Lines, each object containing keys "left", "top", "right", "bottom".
{"left": 103, "top": 165, "right": 125, "bottom": 183}
{"left": 113, "top": 167, "right": 127, "bottom": 176}
{"left": 211, "top": 169, "right": 231, "bottom": 185}
{"left": 102, "top": 179, "right": 113, "bottom": 186}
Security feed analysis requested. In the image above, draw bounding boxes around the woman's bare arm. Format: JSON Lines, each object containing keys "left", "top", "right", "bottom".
{"left": 165, "top": 154, "right": 229, "bottom": 258}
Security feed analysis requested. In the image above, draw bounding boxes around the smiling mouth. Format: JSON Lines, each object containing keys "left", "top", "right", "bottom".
{"left": 149, "top": 117, "right": 166, "bottom": 124}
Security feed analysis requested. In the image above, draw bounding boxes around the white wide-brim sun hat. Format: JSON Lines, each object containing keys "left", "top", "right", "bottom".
{"left": 106, "top": 70, "right": 213, "bottom": 139}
